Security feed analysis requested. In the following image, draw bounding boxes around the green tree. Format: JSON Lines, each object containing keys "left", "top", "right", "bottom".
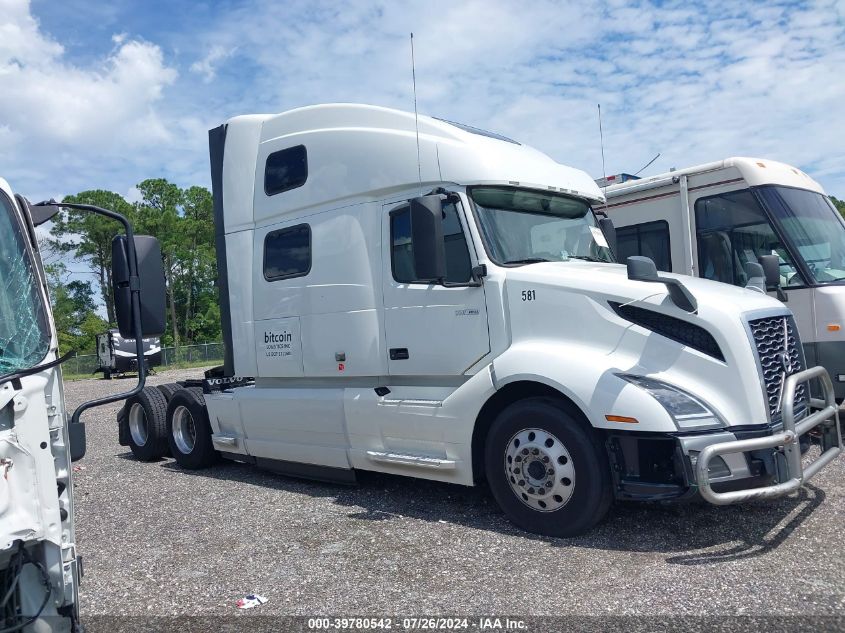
{"left": 45, "top": 263, "right": 106, "bottom": 354}
{"left": 49, "top": 191, "right": 134, "bottom": 324}
{"left": 134, "top": 178, "right": 183, "bottom": 348}
{"left": 831, "top": 195, "right": 845, "bottom": 219}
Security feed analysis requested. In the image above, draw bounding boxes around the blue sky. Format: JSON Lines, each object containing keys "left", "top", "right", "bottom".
{"left": 2, "top": 0, "right": 845, "bottom": 206}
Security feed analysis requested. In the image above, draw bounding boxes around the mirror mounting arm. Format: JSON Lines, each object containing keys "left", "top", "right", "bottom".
{"left": 34, "top": 201, "right": 148, "bottom": 425}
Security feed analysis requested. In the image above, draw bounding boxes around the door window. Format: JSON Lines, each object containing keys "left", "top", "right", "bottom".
{"left": 616, "top": 221, "right": 672, "bottom": 271}
{"left": 390, "top": 200, "right": 472, "bottom": 283}
{"left": 695, "top": 190, "right": 801, "bottom": 287}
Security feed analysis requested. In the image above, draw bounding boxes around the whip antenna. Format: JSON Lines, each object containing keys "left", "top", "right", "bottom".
{"left": 411, "top": 33, "right": 422, "bottom": 195}
{"left": 598, "top": 104, "right": 609, "bottom": 210}
{"left": 634, "top": 152, "right": 661, "bottom": 176}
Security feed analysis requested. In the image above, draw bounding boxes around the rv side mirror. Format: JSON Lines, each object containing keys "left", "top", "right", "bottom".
{"left": 409, "top": 195, "right": 446, "bottom": 282}
{"left": 626, "top": 256, "right": 659, "bottom": 282}
{"left": 112, "top": 235, "right": 167, "bottom": 338}
{"left": 598, "top": 216, "right": 618, "bottom": 257}
{"left": 759, "top": 254, "right": 788, "bottom": 301}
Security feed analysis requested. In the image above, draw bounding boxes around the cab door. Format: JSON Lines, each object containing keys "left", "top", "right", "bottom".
{"left": 382, "top": 195, "right": 490, "bottom": 376}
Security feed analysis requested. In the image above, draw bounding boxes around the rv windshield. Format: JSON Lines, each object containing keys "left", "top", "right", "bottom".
{"left": 0, "top": 194, "right": 50, "bottom": 374}
{"left": 469, "top": 187, "right": 614, "bottom": 265}
{"left": 758, "top": 186, "right": 845, "bottom": 285}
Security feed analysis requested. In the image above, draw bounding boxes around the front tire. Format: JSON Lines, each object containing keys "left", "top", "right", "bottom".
{"left": 166, "top": 387, "right": 219, "bottom": 470}
{"left": 485, "top": 397, "right": 612, "bottom": 537}
{"left": 125, "top": 387, "right": 169, "bottom": 461}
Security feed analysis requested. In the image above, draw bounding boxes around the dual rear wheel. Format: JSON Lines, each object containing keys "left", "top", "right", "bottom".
{"left": 125, "top": 385, "right": 218, "bottom": 469}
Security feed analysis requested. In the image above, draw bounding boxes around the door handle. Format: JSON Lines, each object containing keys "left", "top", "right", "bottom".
{"left": 389, "top": 348, "right": 409, "bottom": 360}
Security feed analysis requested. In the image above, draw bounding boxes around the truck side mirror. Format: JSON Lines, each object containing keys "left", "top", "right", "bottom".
{"left": 409, "top": 195, "right": 446, "bottom": 282}
{"left": 598, "top": 216, "right": 618, "bottom": 257}
{"left": 112, "top": 235, "right": 167, "bottom": 337}
{"left": 759, "top": 254, "right": 788, "bottom": 302}
{"left": 743, "top": 261, "right": 766, "bottom": 294}
{"left": 627, "top": 255, "right": 697, "bottom": 313}
{"left": 626, "top": 255, "right": 659, "bottom": 282}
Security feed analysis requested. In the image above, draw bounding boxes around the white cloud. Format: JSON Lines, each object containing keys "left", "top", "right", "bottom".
{"left": 189, "top": 45, "right": 236, "bottom": 83}
{"left": 2, "top": 0, "right": 845, "bottom": 202}
{"left": 0, "top": 0, "right": 177, "bottom": 199}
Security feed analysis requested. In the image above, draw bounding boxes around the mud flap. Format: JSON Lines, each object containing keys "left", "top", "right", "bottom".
{"left": 117, "top": 403, "right": 129, "bottom": 446}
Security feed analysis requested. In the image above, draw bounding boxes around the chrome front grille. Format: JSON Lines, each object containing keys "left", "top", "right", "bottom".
{"left": 748, "top": 315, "right": 807, "bottom": 419}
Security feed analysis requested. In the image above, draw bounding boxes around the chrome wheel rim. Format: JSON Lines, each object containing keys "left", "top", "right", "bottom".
{"left": 128, "top": 403, "right": 148, "bottom": 447}
{"left": 504, "top": 428, "right": 575, "bottom": 512}
{"left": 172, "top": 405, "right": 196, "bottom": 454}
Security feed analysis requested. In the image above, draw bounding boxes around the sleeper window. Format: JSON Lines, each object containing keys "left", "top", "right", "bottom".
{"left": 264, "top": 145, "right": 308, "bottom": 196}
{"left": 616, "top": 221, "right": 672, "bottom": 272}
{"left": 264, "top": 224, "right": 311, "bottom": 281}
{"left": 391, "top": 201, "right": 472, "bottom": 283}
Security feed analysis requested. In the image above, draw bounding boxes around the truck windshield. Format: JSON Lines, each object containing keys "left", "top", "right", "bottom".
{"left": 0, "top": 194, "right": 50, "bottom": 374}
{"left": 757, "top": 186, "right": 845, "bottom": 285}
{"left": 469, "top": 187, "right": 614, "bottom": 265}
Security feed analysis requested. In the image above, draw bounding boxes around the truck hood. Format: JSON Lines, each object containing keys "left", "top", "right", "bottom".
{"left": 501, "top": 260, "right": 793, "bottom": 427}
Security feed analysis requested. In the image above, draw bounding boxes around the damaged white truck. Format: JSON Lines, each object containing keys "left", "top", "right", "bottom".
{"left": 121, "top": 104, "right": 842, "bottom": 537}
{"left": 1, "top": 178, "right": 165, "bottom": 632}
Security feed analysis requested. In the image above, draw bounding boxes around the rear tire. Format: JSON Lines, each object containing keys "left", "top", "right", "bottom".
{"left": 156, "top": 383, "right": 181, "bottom": 403}
{"left": 167, "top": 387, "right": 219, "bottom": 470}
{"left": 125, "top": 387, "right": 169, "bottom": 461}
{"left": 485, "top": 397, "right": 612, "bottom": 537}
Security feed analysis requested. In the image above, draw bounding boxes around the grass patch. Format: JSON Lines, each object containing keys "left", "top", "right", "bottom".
{"left": 62, "top": 359, "right": 221, "bottom": 382}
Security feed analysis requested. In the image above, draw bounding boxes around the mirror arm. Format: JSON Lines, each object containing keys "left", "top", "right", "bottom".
{"left": 34, "top": 201, "right": 148, "bottom": 424}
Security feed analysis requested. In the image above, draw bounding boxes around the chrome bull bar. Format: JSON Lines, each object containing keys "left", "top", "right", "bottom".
{"left": 696, "top": 366, "right": 843, "bottom": 505}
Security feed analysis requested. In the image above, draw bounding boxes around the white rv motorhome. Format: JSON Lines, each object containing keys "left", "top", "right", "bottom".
{"left": 603, "top": 158, "right": 845, "bottom": 400}
{"left": 125, "top": 105, "right": 842, "bottom": 537}
{"left": 96, "top": 328, "right": 161, "bottom": 379}
{"left": 0, "top": 178, "right": 166, "bottom": 631}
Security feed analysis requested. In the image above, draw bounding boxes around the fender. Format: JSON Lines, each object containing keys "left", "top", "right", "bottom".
{"left": 491, "top": 340, "right": 677, "bottom": 433}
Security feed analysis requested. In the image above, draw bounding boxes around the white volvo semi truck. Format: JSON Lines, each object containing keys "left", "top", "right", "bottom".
{"left": 602, "top": 158, "right": 845, "bottom": 400}
{"left": 0, "top": 177, "right": 165, "bottom": 632}
{"left": 122, "top": 105, "right": 842, "bottom": 538}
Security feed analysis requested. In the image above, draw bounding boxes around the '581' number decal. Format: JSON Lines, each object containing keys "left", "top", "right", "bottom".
{"left": 521, "top": 289, "right": 537, "bottom": 301}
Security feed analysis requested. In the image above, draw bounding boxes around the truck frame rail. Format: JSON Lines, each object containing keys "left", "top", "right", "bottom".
{"left": 695, "top": 366, "right": 843, "bottom": 505}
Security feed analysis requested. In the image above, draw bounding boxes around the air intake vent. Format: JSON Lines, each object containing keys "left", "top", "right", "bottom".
{"left": 747, "top": 315, "right": 807, "bottom": 419}
{"left": 610, "top": 302, "right": 724, "bottom": 362}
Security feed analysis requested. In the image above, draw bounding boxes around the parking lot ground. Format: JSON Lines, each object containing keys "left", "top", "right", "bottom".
{"left": 65, "top": 369, "right": 845, "bottom": 624}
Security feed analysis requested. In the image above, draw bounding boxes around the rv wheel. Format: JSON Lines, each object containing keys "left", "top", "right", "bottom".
{"left": 125, "top": 387, "right": 169, "bottom": 461}
{"left": 166, "top": 387, "right": 219, "bottom": 470}
{"left": 103, "top": 369, "right": 112, "bottom": 380}
{"left": 485, "top": 397, "right": 612, "bottom": 537}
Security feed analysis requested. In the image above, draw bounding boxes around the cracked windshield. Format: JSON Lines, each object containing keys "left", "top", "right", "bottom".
{"left": 0, "top": 195, "right": 50, "bottom": 374}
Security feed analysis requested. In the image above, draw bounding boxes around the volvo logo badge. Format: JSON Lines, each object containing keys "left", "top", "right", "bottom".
{"left": 778, "top": 350, "right": 793, "bottom": 375}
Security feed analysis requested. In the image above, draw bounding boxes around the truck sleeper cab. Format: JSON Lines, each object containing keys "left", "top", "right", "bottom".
{"left": 135, "top": 105, "right": 842, "bottom": 537}
{"left": 603, "top": 158, "right": 845, "bottom": 400}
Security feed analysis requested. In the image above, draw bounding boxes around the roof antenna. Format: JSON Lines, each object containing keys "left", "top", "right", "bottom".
{"left": 597, "top": 103, "right": 609, "bottom": 211}
{"left": 634, "top": 152, "right": 661, "bottom": 176}
{"left": 411, "top": 33, "right": 422, "bottom": 196}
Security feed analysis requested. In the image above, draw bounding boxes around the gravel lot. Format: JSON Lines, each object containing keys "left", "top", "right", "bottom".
{"left": 64, "top": 369, "right": 845, "bottom": 626}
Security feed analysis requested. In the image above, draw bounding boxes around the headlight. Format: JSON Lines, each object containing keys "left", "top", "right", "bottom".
{"left": 618, "top": 374, "right": 725, "bottom": 431}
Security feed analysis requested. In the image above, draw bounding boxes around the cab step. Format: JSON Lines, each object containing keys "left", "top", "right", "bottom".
{"left": 365, "top": 450, "right": 456, "bottom": 469}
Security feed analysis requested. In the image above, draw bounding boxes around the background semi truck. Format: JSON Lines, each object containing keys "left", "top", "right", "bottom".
{"left": 0, "top": 178, "right": 166, "bottom": 632}
{"left": 119, "top": 104, "right": 842, "bottom": 537}
{"left": 602, "top": 157, "right": 845, "bottom": 399}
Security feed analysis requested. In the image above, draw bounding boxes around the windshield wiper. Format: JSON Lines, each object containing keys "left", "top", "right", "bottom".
{"left": 502, "top": 257, "right": 552, "bottom": 265}
{"left": 568, "top": 255, "right": 606, "bottom": 262}
{"left": 0, "top": 351, "right": 75, "bottom": 389}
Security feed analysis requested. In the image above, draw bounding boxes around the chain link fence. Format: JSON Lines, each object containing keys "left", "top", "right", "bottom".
{"left": 64, "top": 342, "right": 224, "bottom": 376}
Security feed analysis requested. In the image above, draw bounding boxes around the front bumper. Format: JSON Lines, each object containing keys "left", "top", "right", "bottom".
{"left": 694, "top": 366, "right": 842, "bottom": 505}
{"left": 607, "top": 366, "right": 843, "bottom": 503}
